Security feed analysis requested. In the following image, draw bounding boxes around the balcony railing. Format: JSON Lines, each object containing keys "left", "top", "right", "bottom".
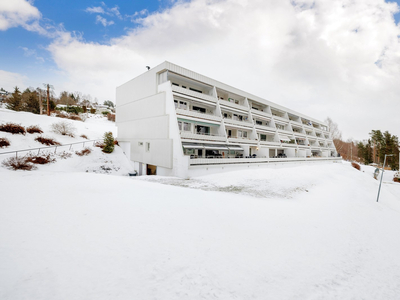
{"left": 224, "top": 118, "right": 253, "bottom": 128}
{"left": 180, "top": 131, "right": 226, "bottom": 142}
{"left": 255, "top": 124, "right": 276, "bottom": 132}
{"left": 293, "top": 131, "right": 306, "bottom": 137}
{"left": 219, "top": 100, "right": 248, "bottom": 111}
{"left": 272, "top": 115, "right": 289, "bottom": 123}
{"left": 251, "top": 109, "right": 272, "bottom": 118}
{"left": 259, "top": 140, "right": 281, "bottom": 146}
{"left": 175, "top": 108, "right": 221, "bottom": 122}
{"left": 172, "top": 85, "right": 217, "bottom": 103}
{"left": 188, "top": 156, "right": 342, "bottom": 165}
{"left": 277, "top": 129, "right": 294, "bottom": 135}
{"left": 227, "top": 137, "right": 258, "bottom": 144}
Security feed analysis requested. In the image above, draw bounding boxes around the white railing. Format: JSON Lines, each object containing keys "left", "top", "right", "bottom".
{"left": 219, "top": 100, "right": 248, "bottom": 111}
{"left": 227, "top": 137, "right": 258, "bottom": 144}
{"left": 180, "top": 131, "right": 226, "bottom": 142}
{"left": 175, "top": 108, "right": 221, "bottom": 122}
{"left": 277, "top": 129, "right": 294, "bottom": 135}
{"left": 224, "top": 118, "right": 254, "bottom": 127}
{"left": 172, "top": 85, "right": 217, "bottom": 103}
{"left": 272, "top": 115, "right": 289, "bottom": 123}
{"left": 189, "top": 156, "right": 341, "bottom": 165}
{"left": 293, "top": 131, "right": 306, "bottom": 137}
{"left": 255, "top": 124, "right": 276, "bottom": 132}
{"left": 281, "top": 143, "right": 297, "bottom": 148}
{"left": 0, "top": 139, "right": 102, "bottom": 158}
{"left": 259, "top": 141, "right": 281, "bottom": 146}
{"left": 251, "top": 109, "right": 272, "bottom": 118}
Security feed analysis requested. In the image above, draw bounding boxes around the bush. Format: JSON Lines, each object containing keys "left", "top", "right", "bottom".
{"left": 68, "top": 114, "right": 82, "bottom": 121}
{"left": 26, "top": 152, "right": 56, "bottom": 165}
{"left": 0, "top": 137, "right": 10, "bottom": 148}
{"left": 26, "top": 125, "right": 43, "bottom": 134}
{"left": 51, "top": 121, "right": 76, "bottom": 137}
{"left": 102, "top": 111, "right": 110, "bottom": 116}
{"left": 80, "top": 134, "right": 88, "bottom": 139}
{"left": 103, "top": 132, "right": 114, "bottom": 153}
{"left": 90, "top": 108, "right": 96, "bottom": 114}
{"left": 351, "top": 162, "right": 361, "bottom": 171}
{"left": 107, "top": 113, "right": 115, "bottom": 122}
{"left": 1, "top": 156, "right": 36, "bottom": 171}
{"left": 0, "top": 123, "right": 26, "bottom": 135}
{"left": 35, "top": 136, "right": 61, "bottom": 146}
{"left": 94, "top": 141, "right": 105, "bottom": 148}
{"left": 76, "top": 147, "right": 92, "bottom": 156}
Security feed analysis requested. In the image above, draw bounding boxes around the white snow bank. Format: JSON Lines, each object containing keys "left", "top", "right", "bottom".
{"left": 1, "top": 109, "right": 400, "bottom": 299}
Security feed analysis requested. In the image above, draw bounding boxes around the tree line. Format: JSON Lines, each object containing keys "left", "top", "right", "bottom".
{"left": 326, "top": 118, "right": 399, "bottom": 170}
{"left": 2, "top": 86, "right": 114, "bottom": 115}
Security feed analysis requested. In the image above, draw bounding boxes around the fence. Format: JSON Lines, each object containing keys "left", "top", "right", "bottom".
{"left": 0, "top": 139, "right": 102, "bottom": 158}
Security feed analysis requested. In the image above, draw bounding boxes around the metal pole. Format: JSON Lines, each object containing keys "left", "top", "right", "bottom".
{"left": 377, "top": 154, "right": 393, "bottom": 202}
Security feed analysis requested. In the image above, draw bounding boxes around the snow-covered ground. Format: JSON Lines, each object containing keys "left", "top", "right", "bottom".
{"left": 1, "top": 109, "right": 400, "bottom": 299}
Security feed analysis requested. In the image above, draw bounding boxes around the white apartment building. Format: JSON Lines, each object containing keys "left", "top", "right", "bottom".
{"left": 116, "top": 61, "right": 340, "bottom": 178}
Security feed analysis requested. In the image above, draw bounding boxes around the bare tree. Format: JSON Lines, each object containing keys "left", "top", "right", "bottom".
{"left": 325, "top": 117, "right": 344, "bottom": 154}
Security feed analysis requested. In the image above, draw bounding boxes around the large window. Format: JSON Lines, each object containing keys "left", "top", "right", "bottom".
{"left": 178, "top": 121, "right": 191, "bottom": 132}
{"left": 193, "top": 106, "right": 206, "bottom": 113}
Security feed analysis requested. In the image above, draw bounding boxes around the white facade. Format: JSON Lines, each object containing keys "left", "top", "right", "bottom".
{"left": 116, "top": 61, "right": 340, "bottom": 178}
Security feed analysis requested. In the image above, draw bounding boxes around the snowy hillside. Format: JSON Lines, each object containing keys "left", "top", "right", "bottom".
{"left": 1, "top": 109, "right": 400, "bottom": 299}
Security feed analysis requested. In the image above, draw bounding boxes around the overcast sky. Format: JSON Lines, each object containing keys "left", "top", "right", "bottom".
{"left": 1, "top": 0, "right": 400, "bottom": 141}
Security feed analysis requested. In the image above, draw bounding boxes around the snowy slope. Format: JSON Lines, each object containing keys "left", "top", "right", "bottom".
{"left": 1, "top": 109, "right": 400, "bottom": 300}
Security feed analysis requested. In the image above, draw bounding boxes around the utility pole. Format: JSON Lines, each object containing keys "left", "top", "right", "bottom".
{"left": 376, "top": 154, "right": 393, "bottom": 202}
{"left": 43, "top": 83, "right": 54, "bottom": 116}
{"left": 38, "top": 88, "right": 43, "bottom": 115}
{"left": 46, "top": 84, "right": 50, "bottom": 116}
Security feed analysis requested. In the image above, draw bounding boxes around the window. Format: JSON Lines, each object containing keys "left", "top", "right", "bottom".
{"left": 146, "top": 142, "right": 150, "bottom": 152}
{"left": 179, "top": 101, "right": 187, "bottom": 109}
{"left": 174, "top": 100, "right": 178, "bottom": 108}
{"left": 243, "top": 131, "right": 248, "bottom": 138}
{"left": 223, "top": 113, "right": 228, "bottom": 118}
{"left": 256, "top": 120, "right": 262, "bottom": 125}
{"left": 138, "top": 142, "right": 143, "bottom": 146}
{"left": 238, "top": 130, "right": 242, "bottom": 138}
{"left": 193, "top": 106, "right": 206, "bottom": 113}
{"left": 178, "top": 121, "right": 182, "bottom": 131}
{"left": 172, "top": 82, "right": 179, "bottom": 86}
{"left": 260, "top": 134, "right": 266, "bottom": 141}
{"left": 276, "top": 124, "right": 285, "bottom": 130}
{"left": 189, "top": 87, "right": 202, "bottom": 93}
{"left": 182, "top": 86, "right": 187, "bottom": 89}
{"left": 183, "top": 122, "right": 191, "bottom": 131}
{"left": 197, "top": 125, "right": 209, "bottom": 135}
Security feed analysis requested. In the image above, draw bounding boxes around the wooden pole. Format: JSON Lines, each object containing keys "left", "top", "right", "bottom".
{"left": 46, "top": 84, "right": 50, "bottom": 116}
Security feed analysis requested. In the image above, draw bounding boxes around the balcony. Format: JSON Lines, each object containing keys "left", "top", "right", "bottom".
{"left": 251, "top": 109, "right": 272, "bottom": 119}
{"left": 255, "top": 124, "right": 276, "bottom": 133}
{"left": 281, "top": 142, "right": 297, "bottom": 148}
{"left": 180, "top": 131, "right": 226, "bottom": 142}
{"left": 293, "top": 131, "right": 306, "bottom": 137}
{"left": 277, "top": 128, "right": 294, "bottom": 135}
{"left": 175, "top": 108, "right": 221, "bottom": 122}
{"left": 219, "top": 99, "right": 248, "bottom": 112}
{"left": 272, "top": 115, "right": 289, "bottom": 123}
{"left": 259, "top": 140, "right": 281, "bottom": 146}
{"left": 228, "top": 137, "right": 258, "bottom": 144}
{"left": 172, "top": 85, "right": 217, "bottom": 103}
{"left": 224, "top": 118, "right": 254, "bottom": 128}
{"left": 188, "top": 156, "right": 341, "bottom": 166}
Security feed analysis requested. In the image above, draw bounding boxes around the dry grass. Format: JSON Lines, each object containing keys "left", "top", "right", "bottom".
{"left": 35, "top": 136, "right": 61, "bottom": 146}
{"left": 351, "top": 162, "right": 361, "bottom": 171}
{"left": 1, "top": 157, "right": 36, "bottom": 171}
{"left": 26, "top": 153, "right": 56, "bottom": 165}
{"left": 75, "top": 147, "right": 92, "bottom": 156}
{"left": 94, "top": 141, "right": 105, "bottom": 148}
{"left": 51, "top": 121, "right": 76, "bottom": 137}
{"left": 0, "top": 137, "right": 10, "bottom": 148}
{"left": 0, "top": 123, "right": 26, "bottom": 135}
{"left": 80, "top": 134, "right": 89, "bottom": 139}
{"left": 58, "top": 151, "right": 72, "bottom": 159}
{"left": 26, "top": 125, "right": 43, "bottom": 134}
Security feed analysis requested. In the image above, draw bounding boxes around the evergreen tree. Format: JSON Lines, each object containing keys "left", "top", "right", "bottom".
{"left": 369, "top": 130, "right": 399, "bottom": 170}
{"left": 25, "top": 91, "right": 40, "bottom": 114}
{"left": 103, "top": 132, "right": 115, "bottom": 153}
{"left": 6, "top": 87, "right": 22, "bottom": 111}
